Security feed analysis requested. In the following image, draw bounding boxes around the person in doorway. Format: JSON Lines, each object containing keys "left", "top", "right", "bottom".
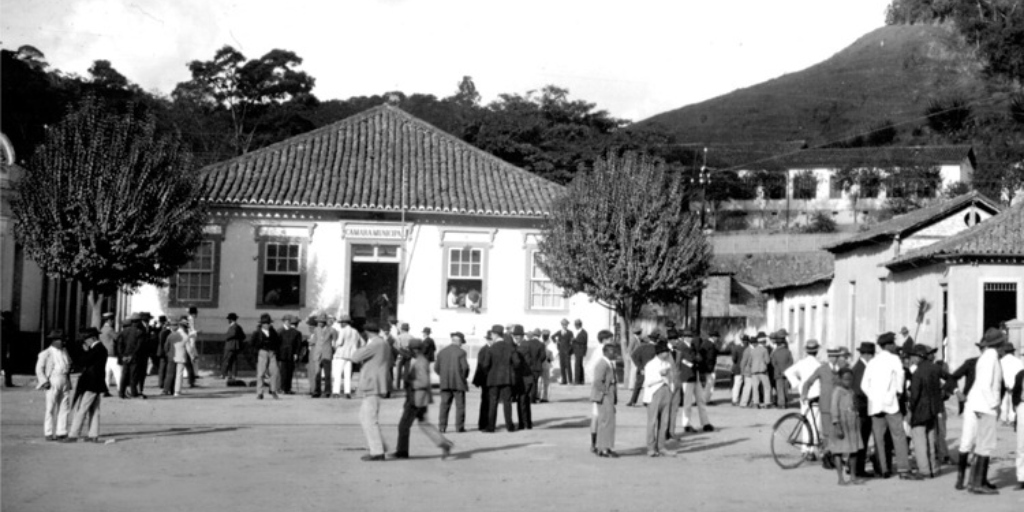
{"left": 554, "top": 319, "right": 574, "bottom": 385}
{"left": 571, "top": 319, "right": 588, "bottom": 385}
{"left": 350, "top": 290, "right": 369, "bottom": 331}
{"left": 65, "top": 328, "right": 107, "bottom": 443}
{"left": 351, "top": 322, "right": 393, "bottom": 461}
{"left": 436, "top": 332, "right": 469, "bottom": 433}
{"left": 35, "top": 330, "right": 72, "bottom": 440}
{"left": 221, "top": 313, "right": 245, "bottom": 380}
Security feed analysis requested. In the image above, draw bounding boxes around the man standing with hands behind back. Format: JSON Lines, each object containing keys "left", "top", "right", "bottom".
{"left": 554, "top": 319, "right": 573, "bottom": 385}
{"left": 572, "top": 319, "right": 588, "bottom": 385}
{"left": 436, "top": 332, "right": 470, "bottom": 433}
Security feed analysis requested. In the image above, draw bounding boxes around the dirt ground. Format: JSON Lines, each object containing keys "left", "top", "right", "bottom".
{"left": 1, "top": 373, "right": 1021, "bottom": 512}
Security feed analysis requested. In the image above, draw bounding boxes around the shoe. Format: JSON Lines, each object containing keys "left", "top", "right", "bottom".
{"left": 173, "top": 393, "right": 181, "bottom": 397}
{"left": 702, "top": 424, "right": 715, "bottom": 432}
{"left": 84, "top": 437, "right": 101, "bottom": 443}
{"left": 360, "top": 454, "right": 385, "bottom": 462}
{"left": 626, "top": 402, "right": 636, "bottom": 407}
{"left": 390, "top": 451, "right": 409, "bottom": 459}
{"left": 439, "top": 427, "right": 447, "bottom": 433}
{"left": 257, "top": 394, "right": 264, "bottom": 400}
{"left": 540, "top": 399, "right": 549, "bottom": 403}
{"left": 137, "top": 394, "right": 147, "bottom": 400}
{"left": 59, "top": 436, "right": 77, "bottom": 443}
{"left": 441, "top": 442, "right": 453, "bottom": 460}
{"left": 330, "top": 394, "right": 341, "bottom": 398}
{"left": 271, "top": 393, "right": 280, "bottom": 400}
{"left": 310, "top": 394, "right": 320, "bottom": 398}
{"left": 45, "top": 435, "right": 56, "bottom": 441}
{"left": 591, "top": 446, "right": 598, "bottom": 454}
{"left": 898, "top": 472, "right": 924, "bottom": 481}
{"left": 648, "top": 451, "right": 662, "bottom": 458}
{"left": 345, "top": 393, "right": 352, "bottom": 399}
{"left": 56, "top": 435, "right": 67, "bottom": 441}
{"left": 601, "top": 450, "right": 619, "bottom": 458}
{"left": 457, "top": 428, "right": 467, "bottom": 433}
{"left": 684, "top": 426, "right": 697, "bottom": 433}
{"left": 1015, "top": 483, "right": 1024, "bottom": 491}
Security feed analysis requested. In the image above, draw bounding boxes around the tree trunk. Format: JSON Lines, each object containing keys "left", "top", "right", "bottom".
{"left": 87, "top": 290, "right": 103, "bottom": 328}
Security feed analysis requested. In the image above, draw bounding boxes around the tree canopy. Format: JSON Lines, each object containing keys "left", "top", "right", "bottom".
{"left": 12, "top": 97, "right": 209, "bottom": 325}
{"left": 537, "top": 151, "right": 712, "bottom": 328}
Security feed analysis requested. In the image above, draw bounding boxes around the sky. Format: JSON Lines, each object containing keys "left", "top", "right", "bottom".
{"left": 2, "top": 0, "right": 894, "bottom": 122}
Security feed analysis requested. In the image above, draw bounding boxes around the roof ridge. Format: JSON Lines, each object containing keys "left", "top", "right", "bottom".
{"left": 889, "top": 198, "right": 1024, "bottom": 265}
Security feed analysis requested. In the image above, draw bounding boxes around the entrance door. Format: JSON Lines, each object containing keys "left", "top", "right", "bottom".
{"left": 983, "top": 282, "right": 1018, "bottom": 331}
{"left": 349, "top": 243, "right": 402, "bottom": 328}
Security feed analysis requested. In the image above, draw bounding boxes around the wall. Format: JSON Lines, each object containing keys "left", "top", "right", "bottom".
{"left": 887, "top": 263, "right": 946, "bottom": 351}
{"left": 901, "top": 206, "right": 993, "bottom": 253}
{"left": 946, "top": 263, "right": 1024, "bottom": 369}
{"left": 765, "top": 281, "right": 832, "bottom": 355}
{"left": 831, "top": 243, "right": 894, "bottom": 352}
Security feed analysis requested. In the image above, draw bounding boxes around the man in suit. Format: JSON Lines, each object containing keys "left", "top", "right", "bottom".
{"left": 700, "top": 332, "right": 720, "bottom": 404}
{"left": 155, "top": 320, "right": 174, "bottom": 396}
{"left": 728, "top": 335, "right": 749, "bottom": 406}
{"left": 591, "top": 332, "right": 619, "bottom": 457}
{"left": 572, "top": 319, "right": 588, "bottom": 384}
{"left": 644, "top": 343, "right": 674, "bottom": 457}
{"left": 333, "top": 314, "right": 362, "bottom": 399}
{"left": 524, "top": 329, "right": 547, "bottom": 404}
{"left": 252, "top": 313, "right": 281, "bottom": 400}
{"left": 308, "top": 314, "right": 336, "bottom": 398}
{"left": 35, "top": 330, "right": 73, "bottom": 441}
{"left": 908, "top": 343, "right": 944, "bottom": 478}
{"left": 436, "top": 332, "right": 470, "bottom": 433}
{"left": 394, "top": 338, "right": 454, "bottom": 459}
{"left": 554, "top": 319, "right": 573, "bottom": 385}
{"left": 278, "top": 315, "right": 302, "bottom": 394}
{"left": 862, "top": 332, "right": 918, "bottom": 480}
{"left": 481, "top": 325, "right": 519, "bottom": 432}
{"left": 422, "top": 327, "right": 436, "bottom": 363}
{"left": 117, "top": 313, "right": 147, "bottom": 399}
{"left": 65, "top": 328, "right": 107, "bottom": 442}
{"left": 512, "top": 325, "right": 539, "bottom": 429}
{"left": 394, "top": 322, "right": 416, "bottom": 390}
{"left": 770, "top": 338, "right": 794, "bottom": 408}
{"left": 473, "top": 332, "right": 493, "bottom": 431}
{"left": 351, "top": 322, "right": 393, "bottom": 461}
{"left": 802, "top": 347, "right": 843, "bottom": 460}
{"left": 99, "top": 312, "right": 119, "bottom": 395}
{"left": 677, "top": 329, "right": 713, "bottom": 433}
{"left": 851, "top": 342, "right": 880, "bottom": 477}
{"left": 220, "top": 313, "right": 245, "bottom": 380}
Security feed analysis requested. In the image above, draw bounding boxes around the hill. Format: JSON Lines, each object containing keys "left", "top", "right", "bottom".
{"left": 636, "top": 24, "right": 1015, "bottom": 147}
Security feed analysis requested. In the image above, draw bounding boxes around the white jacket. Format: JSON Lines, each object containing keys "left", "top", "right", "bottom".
{"left": 35, "top": 346, "right": 72, "bottom": 390}
{"left": 784, "top": 355, "right": 821, "bottom": 400}
{"left": 860, "top": 350, "right": 904, "bottom": 416}
{"left": 334, "top": 324, "right": 363, "bottom": 360}
{"left": 966, "top": 348, "right": 1003, "bottom": 415}
{"left": 642, "top": 357, "right": 672, "bottom": 404}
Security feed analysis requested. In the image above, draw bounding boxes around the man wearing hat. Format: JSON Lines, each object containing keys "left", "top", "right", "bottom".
{"left": 160, "top": 319, "right": 181, "bottom": 395}
{"left": 278, "top": 315, "right": 302, "bottom": 394}
{"left": 436, "top": 332, "right": 470, "bottom": 433}
{"left": 220, "top": 313, "right": 245, "bottom": 380}
{"left": 116, "top": 313, "right": 148, "bottom": 399}
{"left": 851, "top": 342, "right": 880, "bottom": 477}
{"left": 956, "top": 328, "right": 1005, "bottom": 493}
{"left": 784, "top": 338, "right": 822, "bottom": 458}
{"left": 802, "top": 347, "right": 845, "bottom": 461}
{"left": 643, "top": 342, "right": 674, "bottom": 456}
{"left": 480, "top": 325, "right": 520, "bottom": 432}
{"left": 473, "top": 331, "right": 494, "bottom": 431}
{"left": 154, "top": 316, "right": 174, "bottom": 395}
{"left": 66, "top": 328, "right": 107, "bottom": 442}
{"left": 861, "top": 332, "right": 917, "bottom": 480}
{"left": 908, "top": 343, "right": 943, "bottom": 478}
{"left": 538, "top": 329, "right": 554, "bottom": 403}
{"left": 99, "top": 312, "right": 120, "bottom": 395}
{"left": 740, "top": 331, "right": 771, "bottom": 409}
{"left": 677, "top": 329, "right": 713, "bottom": 433}
{"left": 591, "top": 335, "right": 620, "bottom": 457}
{"left": 553, "top": 319, "right": 574, "bottom": 385}
{"left": 770, "top": 334, "right": 794, "bottom": 408}
{"left": 571, "top": 319, "right": 588, "bottom": 385}
{"left": 700, "top": 332, "right": 721, "bottom": 404}
{"left": 308, "top": 314, "right": 337, "bottom": 398}
{"left": 728, "top": 334, "right": 750, "bottom": 406}
{"left": 252, "top": 313, "right": 281, "bottom": 400}
{"left": 333, "top": 314, "right": 363, "bottom": 398}
{"left": 35, "top": 330, "right": 73, "bottom": 440}
{"left": 394, "top": 337, "right": 454, "bottom": 459}
{"left": 517, "top": 326, "right": 545, "bottom": 409}
{"left": 350, "top": 322, "right": 394, "bottom": 461}
{"left": 628, "top": 329, "right": 658, "bottom": 407}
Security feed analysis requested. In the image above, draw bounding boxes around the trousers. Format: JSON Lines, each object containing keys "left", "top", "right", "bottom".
{"left": 278, "top": 354, "right": 295, "bottom": 393}
{"left": 731, "top": 374, "right": 744, "bottom": 404}
{"left": 487, "top": 385, "right": 514, "bottom": 431}
{"left": 558, "top": 346, "right": 572, "bottom": 384}
{"left": 741, "top": 373, "right": 770, "bottom": 406}
{"left": 596, "top": 391, "right": 616, "bottom": 450}
{"left": 309, "top": 359, "right": 331, "bottom": 396}
{"left": 105, "top": 357, "right": 122, "bottom": 390}
{"left": 910, "top": 419, "right": 938, "bottom": 476}
{"left": 221, "top": 348, "right": 240, "bottom": 378}
{"left": 629, "top": 370, "right": 645, "bottom": 405}
{"left": 438, "top": 390, "right": 465, "bottom": 431}
{"left": 872, "top": 412, "right": 910, "bottom": 474}
{"left": 682, "top": 380, "right": 710, "bottom": 429}
{"left": 775, "top": 377, "right": 789, "bottom": 408}
{"left": 517, "top": 380, "right": 535, "bottom": 429}
{"left": 572, "top": 345, "right": 586, "bottom": 384}
{"left": 255, "top": 350, "right": 280, "bottom": 395}
{"left": 1016, "top": 403, "right": 1024, "bottom": 482}
{"left": 44, "top": 378, "right": 71, "bottom": 436}
{"left": 360, "top": 394, "right": 388, "bottom": 456}
{"left": 959, "top": 411, "right": 997, "bottom": 457}
{"left": 538, "top": 364, "right": 550, "bottom": 401}
{"left": 702, "top": 373, "right": 715, "bottom": 403}
{"left": 646, "top": 385, "right": 672, "bottom": 454}
{"left": 397, "top": 402, "right": 449, "bottom": 455}
{"left": 69, "top": 391, "right": 101, "bottom": 439}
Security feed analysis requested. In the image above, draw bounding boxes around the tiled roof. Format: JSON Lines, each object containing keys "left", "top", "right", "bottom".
{"left": 712, "top": 251, "right": 834, "bottom": 290}
{"left": 887, "top": 199, "right": 1024, "bottom": 268}
{"left": 763, "top": 145, "right": 974, "bottom": 170}
{"left": 200, "top": 105, "right": 564, "bottom": 217}
{"left": 670, "top": 141, "right": 807, "bottom": 169}
{"left": 761, "top": 272, "right": 834, "bottom": 293}
{"left": 823, "top": 191, "right": 1001, "bottom": 253}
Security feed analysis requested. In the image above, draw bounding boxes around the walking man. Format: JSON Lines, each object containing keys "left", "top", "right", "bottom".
{"left": 35, "top": 330, "right": 72, "bottom": 440}
{"left": 221, "top": 313, "right": 245, "bottom": 380}
{"left": 572, "top": 319, "right": 588, "bottom": 384}
{"left": 394, "top": 338, "right": 454, "bottom": 459}
{"left": 351, "top": 322, "right": 393, "bottom": 461}
{"left": 65, "top": 328, "right": 107, "bottom": 443}
{"left": 436, "top": 332, "right": 469, "bottom": 433}
{"left": 591, "top": 341, "right": 619, "bottom": 457}
{"left": 861, "top": 332, "right": 919, "bottom": 480}
{"left": 554, "top": 319, "right": 573, "bottom": 385}
{"left": 252, "top": 313, "right": 281, "bottom": 400}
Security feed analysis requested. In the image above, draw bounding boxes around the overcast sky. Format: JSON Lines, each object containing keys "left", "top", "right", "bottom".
{"left": 3, "top": 0, "right": 892, "bottom": 122}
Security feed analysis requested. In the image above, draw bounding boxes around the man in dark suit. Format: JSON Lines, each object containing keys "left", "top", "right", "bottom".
{"left": 524, "top": 329, "right": 547, "bottom": 404}
{"left": 117, "top": 313, "right": 147, "bottom": 399}
{"left": 851, "top": 342, "right": 880, "bottom": 477}
{"left": 436, "top": 332, "right": 469, "bottom": 433}
{"left": 351, "top": 322, "right": 394, "bottom": 461}
{"left": 66, "top": 328, "right": 107, "bottom": 442}
{"left": 676, "top": 329, "right": 712, "bottom": 433}
{"left": 909, "top": 343, "right": 944, "bottom": 478}
{"left": 553, "top": 319, "right": 573, "bottom": 385}
{"left": 628, "top": 332, "right": 658, "bottom": 407}
{"left": 221, "top": 313, "right": 245, "bottom": 380}
{"left": 251, "top": 313, "right": 281, "bottom": 400}
{"left": 278, "top": 315, "right": 302, "bottom": 394}
{"left": 512, "top": 325, "right": 538, "bottom": 429}
{"left": 572, "top": 319, "right": 588, "bottom": 384}
{"left": 481, "top": 325, "right": 520, "bottom": 432}
{"left": 473, "top": 332, "right": 493, "bottom": 431}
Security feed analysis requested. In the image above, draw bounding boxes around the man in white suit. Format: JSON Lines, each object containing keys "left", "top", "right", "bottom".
{"left": 35, "top": 330, "right": 72, "bottom": 441}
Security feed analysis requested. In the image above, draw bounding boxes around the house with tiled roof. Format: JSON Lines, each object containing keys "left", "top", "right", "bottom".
{"left": 714, "top": 145, "right": 977, "bottom": 229}
{"left": 132, "top": 104, "right": 611, "bottom": 375}
{"left": 754, "top": 191, "right": 1018, "bottom": 365}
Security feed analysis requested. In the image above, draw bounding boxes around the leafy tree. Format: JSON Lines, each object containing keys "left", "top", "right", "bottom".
{"left": 88, "top": 60, "right": 131, "bottom": 90}
{"left": 172, "top": 45, "right": 318, "bottom": 156}
{"left": 792, "top": 170, "right": 819, "bottom": 199}
{"left": 449, "top": 76, "right": 481, "bottom": 107}
{"left": 942, "top": 180, "right": 971, "bottom": 197}
{"left": 834, "top": 166, "right": 883, "bottom": 225}
{"left": 537, "top": 151, "right": 711, "bottom": 372}
{"left": 12, "top": 97, "right": 208, "bottom": 327}
{"left": 925, "top": 96, "right": 972, "bottom": 137}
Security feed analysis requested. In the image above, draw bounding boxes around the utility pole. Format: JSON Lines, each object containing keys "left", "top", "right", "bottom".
{"left": 695, "top": 147, "right": 709, "bottom": 336}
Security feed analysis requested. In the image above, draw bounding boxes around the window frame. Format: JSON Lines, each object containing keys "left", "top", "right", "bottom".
{"left": 441, "top": 243, "right": 488, "bottom": 312}
{"left": 169, "top": 236, "right": 222, "bottom": 308}
{"left": 256, "top": 236, "right": 308, "bottom": 309}
{"left": 525, "top": 249, "right": 568, "bottom": 312}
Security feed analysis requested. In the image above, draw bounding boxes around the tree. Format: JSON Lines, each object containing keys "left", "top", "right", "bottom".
{"left": 925, "top": 96, "right": 972, "bottom": 137}
{"left": 88, "top": 60, "right": 130, "bottom": 90}
{"left": 449, "top": 76, "right": 481, "bottom": 107}
{"left": 12, "top": 97, "right": 209, "bottom": 327}
{"left": 792, "top": 170, "right": 819, "bottom": 200}
{"left": 537, "top": 151, "right": 712, "bottom": 374}
{"left": 834, "top": 166, "right": 883, "bottom": 225}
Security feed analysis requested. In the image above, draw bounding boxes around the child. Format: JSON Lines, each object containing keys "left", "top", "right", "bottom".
{"left": 831, "top": 367, "right": 864, "bottom": 485}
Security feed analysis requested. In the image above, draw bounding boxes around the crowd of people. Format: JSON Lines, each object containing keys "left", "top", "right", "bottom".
{"left": 23, "top": 309, "right": 1024, "bottom": 494}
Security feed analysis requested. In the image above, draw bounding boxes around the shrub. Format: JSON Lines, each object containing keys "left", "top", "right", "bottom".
{"left": 802, "top": 211, "right": 837, "bottom": 233}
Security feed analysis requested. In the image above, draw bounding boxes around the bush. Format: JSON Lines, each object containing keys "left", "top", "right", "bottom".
{"left": 802, "top": 211, "right": 837, "bottom": 233}
{"left": 715, "top": 211, "right": 749, "bottom": 231}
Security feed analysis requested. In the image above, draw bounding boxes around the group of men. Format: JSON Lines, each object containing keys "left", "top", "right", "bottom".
{"left": 721, "top": 330, "right": 796, "bottom": 409}
{"left": 98, "top": 310, "right": 201, "bottom": 400}
{"left": 34, "top": 327, "right": 109, "bottom": 442}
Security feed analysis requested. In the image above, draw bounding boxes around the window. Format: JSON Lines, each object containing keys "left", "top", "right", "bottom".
{"left": 528, "top": 250, "right": 566, "bottom": 310}
{"left": 445, "top": 247, "right": 485, "bottom": 311}
{"left": 258, "top": 240, "right": 305, "bottom": 307}
{"left": 829, "top": 176, "right": 843, "bottom": 199}
{"left": 171, "top": 240, "right": 219, "bottom": 307}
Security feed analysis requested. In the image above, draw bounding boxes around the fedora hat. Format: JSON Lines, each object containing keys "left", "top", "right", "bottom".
{"left": 978, "top": 327, "right": 1006, "bottom": 348}
{"left": 511, "top": 325, "right": 525, "bottom": 336}
{"left": 826, "top": 347, "right": 841, "bottom": 357}
{"left": 316, "top": 314, "right": 329, "bottom": 324}
{"left": 259, "top": 313, "right": 273, "bottom": 324}
{"left": 45, "top": 329, "right": 65, "bottom": 340}
{"left": 804, "top": 339, "right": 820, "bottom": 352}
{"left": 911, "top": 343, "right": 932, "bottom": 358}
{"left": 877, "top": 332, "right": 896, "bottom": 347}
{"left": 128, "top": 312, "right": 143, "bottom": 322}
{"left": 79, "top": 327, "right": 100, "bottom": 339}
{"left": 491, "top": 325, "right": 505, "bottom": 337}
{"left": 226, "top": 312, "right": 238, "bottom": 321}
{"left": 856, "top": 342, "right": 875, "bottom": 355}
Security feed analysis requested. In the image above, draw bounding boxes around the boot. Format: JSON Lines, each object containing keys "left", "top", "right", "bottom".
{"left": 955, "top": 452, "right": 970, "bottom": 490}
{"left": 968, "top": 456, "right": 998, "bottom": 495}
{"left": 590, "top": 433, "right": 597, "bottom": 454}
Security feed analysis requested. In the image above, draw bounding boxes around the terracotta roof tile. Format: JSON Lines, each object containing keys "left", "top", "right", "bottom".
{"left": 200, "top": 105, "right": 564, "bottom": 216}
{"left": 823, "top": 191, "right": 1001, "bottom": 253}
{"left": 712, "top": 252, "right": 834, "bottom": 289}
{"left": 768, "top": 145, "right": 974, "bottom": 170}
{"left": 887, "top": 199, "right": 1024, "bottom": 268}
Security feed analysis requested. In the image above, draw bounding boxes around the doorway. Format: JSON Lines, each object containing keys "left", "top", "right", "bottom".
{"left": 983, "top": 282, "right": 1018, "bottom": 331}
{"left": 348, "top": 243, "right": 402, "bottom": 328}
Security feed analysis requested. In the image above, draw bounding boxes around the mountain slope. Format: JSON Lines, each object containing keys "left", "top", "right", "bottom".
{"left": 637, "top": 24, "right": 1011, "bottom": 145}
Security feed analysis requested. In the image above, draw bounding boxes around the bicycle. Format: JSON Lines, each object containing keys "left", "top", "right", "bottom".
{"left": 770, "top": 399, "right": 823, "bottom": 469}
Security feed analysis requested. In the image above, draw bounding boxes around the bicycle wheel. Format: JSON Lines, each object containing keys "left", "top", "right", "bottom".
{"left": 771, "top": 412, "right": 814, "bottom": 469}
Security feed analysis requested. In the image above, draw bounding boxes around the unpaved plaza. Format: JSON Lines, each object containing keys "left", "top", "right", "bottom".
{"left": 2, "top": 375, "right": 1021, "bottom": 512}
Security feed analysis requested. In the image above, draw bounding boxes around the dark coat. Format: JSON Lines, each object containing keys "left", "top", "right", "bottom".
{"left": 631, "top": 343, "right": 657, "bottom": 371}
{"left": 73, "top": 341, "right": 109, "bottom": 401}
{"left": 482, "top": 339, "right": 520, "bottom": 387}
{"left": 770, "top": 346, "right": 794, "bottom": 379}
{"left": 553, "top": 328, "right": 573, "bottom": 350}
{"left": 909, "top": 360, "right": 944, "bottom": 426}
{"left": 435, "top": 344, "right": 469, "bottom": 391}
{"left": 573, "top": 328, "right": 589, "bottom": 348}
{"left": 851, "top": 359, "right": 869, "bottom": 414}
{"left": 423, "top": 336, "right": 436, "bottom": 363}
{"left": 699, "top": 338, "right": 719, "bottom": 374}
{"left": 943, "top": 357, "right": 977, "bottom": 396}
{"left": 675, "top": 340, "right": 698, "bottom": 382}
{"left": 156, "top": 328, "right": 172, "bottom": 359}
{"left": 118, "top": 322, "right": 146, "bottom": 362}
{"left": 472, "top": 345, "right": 490, "bottom": 388}
{"left": 729, "top": 342, "right": 747, "bottom": 375}
{"left": 278, "top": 328, "right": 303, "bottom": 359}
{"left": 225, "top": 323, "right": 245, "bottom": 352}
{"left": 519, "top": 338, "right": 547, "bottom": 375}
{"left": 251, "top": 326, "right": 281, "bottom": 353}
